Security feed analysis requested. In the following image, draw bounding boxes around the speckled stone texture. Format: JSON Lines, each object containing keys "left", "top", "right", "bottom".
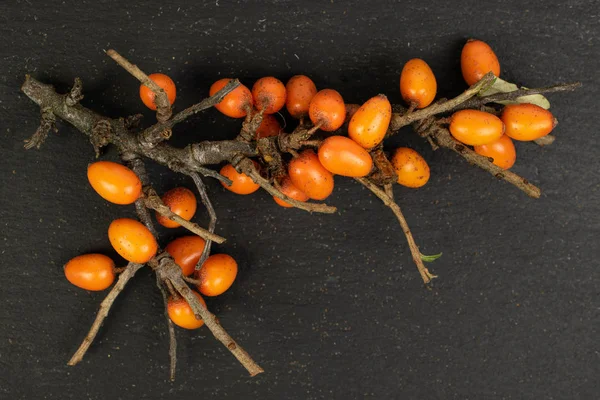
{"left": 0, "top": 1, "right": 598, "bottom": 399}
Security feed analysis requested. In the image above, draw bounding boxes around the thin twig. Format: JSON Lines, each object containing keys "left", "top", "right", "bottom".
{"left": 143, "top": 187, "right": 226, "bottom": 243}
{"left": 151, "top": 255, "right": 264, "bottom": 376}
{"left": 24, "top": 107, "right": 56, "bottom": 150}
{"left": 189, "top": 172, "right": 216, "bottom": 270}
{"left": 67, "top": 262, "right": 144, "bottom": 366}
{"left": 124, "top": 155, "right": 159, "bottom": 236}
{"left": 390, "top": 72, "right": 497, "bottom": 131}
{"left": 235, "top": 157, "right": 337, "bottom": 214}
{"left": 356, "top": 178, "right": 437, "bottom": 284}
{"left": 106, "top": 49, "right": 172, "bottom": 122}
{"left": 156, "top": 275, "right": 177, "bottom": 381}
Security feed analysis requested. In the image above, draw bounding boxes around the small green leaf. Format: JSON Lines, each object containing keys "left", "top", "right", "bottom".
{"left": 420, "top": 252, "right": 442, "bottom": 262}
{"left": 478, "top": 77, "right": 551, "bottom": 109}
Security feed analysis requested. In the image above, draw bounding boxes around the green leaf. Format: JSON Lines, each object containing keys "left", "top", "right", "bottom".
{"left": 420, "top": 252, "right": 442, "bottom": 262}
{"left": 479, "top": 77, "right": 551, "bottom": 109}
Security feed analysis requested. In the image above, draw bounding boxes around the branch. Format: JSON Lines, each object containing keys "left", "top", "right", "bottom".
{"left": 143, "top": 187, "right": 226, "bottom": 243}
{"left": 390, "top": 72, "right": 497, "bottom": 131}
{"left": 429, "top": 126, "right": 541, "bottom": 198}
{"left": 235, "top": 157, "right": 337, "bottom": 214}
{"left": 106, "top": 49, "right": 172, "bottom": 122}
{"left": 189, "top": 172, "right": 216, "bottom": 270}
{"left": 24, "top": 107, "right": 56, "bottom": 150}
{"left": 68, "top": 262, "right": 144, "bottom": 366}
{"left": 152, "top": 255, "right": 264, "bottom": 377}
{"left": 356, "top": 178, "right": 437, "bottom": 284}
{"left": 156, "top": 274, "right": 177, "bottom": 381}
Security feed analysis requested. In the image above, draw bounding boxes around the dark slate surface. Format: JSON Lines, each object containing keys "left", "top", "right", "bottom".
{"left": 0, "top": 1, "right": 598, "bottom": 399}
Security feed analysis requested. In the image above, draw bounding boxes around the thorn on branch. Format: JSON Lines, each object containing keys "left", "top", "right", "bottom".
{"left": 24, "top": 107, "right": 57, "bottom": 150}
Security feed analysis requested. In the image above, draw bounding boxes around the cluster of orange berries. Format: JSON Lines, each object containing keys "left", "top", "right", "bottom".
{"left": 64, "top": 161, "right": 239, "bottom": 330}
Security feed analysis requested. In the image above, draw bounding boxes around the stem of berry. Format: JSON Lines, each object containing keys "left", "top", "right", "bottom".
{"left": 356, "top": 178, "right": 437, "bottom": 284}
{"left": 67, "top": 262, "right": 145, "bottom": 366}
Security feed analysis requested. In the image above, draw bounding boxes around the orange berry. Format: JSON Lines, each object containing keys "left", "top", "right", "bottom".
{"left": 165, "top": 236, "right": 207, "bottom": 276}
{"left": 108, "top": 218, "right": 158, "bottom": 264}
{"left": 273, "top": 176, "right": 309, "bottom": 208}
{"left": 252, "top": 77, "right": 286, "bottom": 114}
{"left": 308, "top": 89, "right": 346, "bottom": 131}
{"left": 167, "top": 291, "right": 207, "bottom": 329}
{"left": 87, "top": 161, "right": 142, "bottom": 205}
{"left": 256, "top": 114, "right": 282, "bottom": 139}
{"left": 64, "top": 254, "right": 115, "bottom": 291}
{"left": 220, "top": 163, "right": 260, "bottom": 195}
{"left": 449, "top": 109, "right": 505, "bottom": 146}
{"left": 501, "top": 103, "right": 557, "bottom": 141}
{"left": 285, "top": 75, "right": 317, "bottom": 118}
{"left": 155, "top": 187, "right": 197, "bottom": 228}
{"left": 348, "top": 94, "right": 392, "bottom": 149}
{"left": 474, "top": 134, "right": 516, "bottom": 170}
{"left": 461, "top": 39, "right": 501, "bottom": 86}
{"left": 288, "top": 149, "right": 334, "bottom": 200}
{"left": 139, "top": 73, "right": 176, "bottom": 111}
{"left": 318, "top": 136, "right": 373, "bottom": 177}
{"left": 400, "top": 58, "right": 437, "bottom": 109}
{"left": 196, "top": 254, "right": 238, "bottom": 297}
{"left": 391, "top": 147, "right": 430, "bottom": 188}
{"left": 210, "top": 78, "right": 253, "bottom": 118}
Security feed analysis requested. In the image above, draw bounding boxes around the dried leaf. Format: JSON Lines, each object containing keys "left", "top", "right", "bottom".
{"left": 479, "top": 77, "right": 551, "bottom": 109}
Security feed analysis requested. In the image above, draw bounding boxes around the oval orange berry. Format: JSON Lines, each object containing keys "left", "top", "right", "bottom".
{"left": 196, "top": 254, "right": 238, "bottom": 297}
{"left": 501, "top": 103, "right": 556, "bottom": 141}
{"left": 220, "top": 163, "right": 260, "bottom": 195}
{"left": 87, "top": 161, "right": 142, "bottom": 205}
{"left": 156, "top": 187, "right": 197, "bottom": 228}
{"left": 165, "top": 236, "right": 206, "bottom": 276}
{"left": 273, "top": 176, "right": 309, "bottom": 208}
{"left": 318, "top": 136, "right": 373, "bottom": 177}
{"left": 108, "top": 218, "right": 158, "bottom": 264}
{"left": 308, "top": 89, "right": 346, "bottom": 131}
{"left": 474, "top": 134, "right": 516, "bottom": 170}
{"left": 167, "top": 291, "right": 207, "bottom": 329}
{"left": 252, "top": 77, "right": 286, "bottom": 114}
{"left": 391, "top": 148, "right": 430, "bottom": 188}
{"left": 461, "top": 39, "right": 501, "bottom": 86}
{"left": 256, "top": 114, "right": 282, "bottom": 139}
{"left": 139, "top": 73, "right": 176, "bottom": 111}
{"left": 288, "top": 149, "right": 334, "bottom": 200}
{"left": 210, "top": 78, "right": 253, "bottom": 118}
{"left": 449, "top": 109, "right": 505, "bottom": 146}
{"left": 348, "top": 94, "right": 392, "bottom": 149}
{"left": 64, "top": 254, "right": 115, "bottom": 291}
{"left": 400, "top": 58, "right": 437, "bottom": 108}
{"left": 285, "top": 75, "right": 317, "bottom": 118}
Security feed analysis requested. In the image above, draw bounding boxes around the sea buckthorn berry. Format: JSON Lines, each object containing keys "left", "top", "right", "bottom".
{"left": 210, "top": 78, "right": 253, "bottom": 118}
{"left": 400, "top": 58, "right": 437, "bottom": 109}
{"left": 288, "top": 149, "right": 334, "bottom": 200}
{"left": 449, "top": 109, "right": 505, "bottom": 146}
{"left": 474, "top": 134, "right": 516, "bottom": 170}
{"left": 348, "top": 94, "right": 392, "bottom": 149}
{"left": 165, "top": 236, "right": 206, "bottom": 276}
{"left": 64, "top": 254, "right": 115, "bottom": 291}
{"left": 167, "top": 291, "right": 207, "bottom": 329}
{"left": 273, "top": 176, "right": 309, "bottom": 208}
{"left": 256, "top": 114, "right": 282, "bottom": 138}
{"left": 461, "top": 39, "right": 501, "bottom": 86}
{"left": 308, "top": 89, "right": 346, "bottom": 131}
{"left": 501, "top": 103, "right": 557, "bottom": 141}
{"left": 156, "top": 187, "right": 197, "bottom": 228}
{"left": 252, "top": 77, "right": 286, "bottom": 114}
{"left": 391, "top": 147, "right": 431, "bottom": 188}
{"left": 196, "top": 254, "right": 238, "bottom": 297}
{"left": 318, "top": 136, "right": 373, "bottom": 177}
{"left": 285, "top": 75, "right": 317, "bottom": 118}
{"left": 139, "top": 73, "right": 176, "bottom": 111}
{"left": 220, "top": 163, "right": 260, "bottom": 195}
{"left": 108, "top": 218, "right": 158, "bottom": 264}
{"left": 87, "top": 161, "right": 142, "bottom": 205}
